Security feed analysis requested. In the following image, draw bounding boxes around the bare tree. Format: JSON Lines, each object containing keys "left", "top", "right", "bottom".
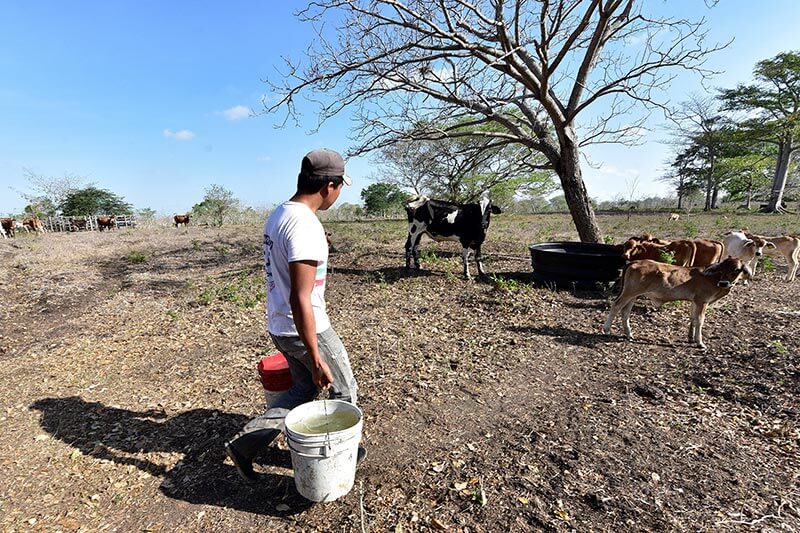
{"left": 376, "top": 141, "right": 431, "bottom": 196}
{"left": 266, "top": 0, "right": 726, "bottom": 242}
{"left": 374, "top": 124, "right": 554, "bottom": 203}
{"left": 14, "top": 168, "right": 85, "bottom": 213}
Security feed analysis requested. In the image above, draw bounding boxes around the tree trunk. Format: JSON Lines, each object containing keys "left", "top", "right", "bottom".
{"left": 744, "top": 175, "right": 753, "bottom": 209}
{"left": 557, "top": 135, "right": 602, "bottom": 243}
{"left": 711, "top": 182, "right": 720, "bottom": 209}
{"left": 768, "top": 140, "right": 792, "bottom": 211}
{"left": 704, "top": 173, "right": 713, "bottom": 211}
{"left": 704, "top": 146, "right": 716, "bottom": 211}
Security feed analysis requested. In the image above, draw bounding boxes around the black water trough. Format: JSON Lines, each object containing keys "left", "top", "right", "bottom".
{"left": 529, "top": 241, "right": 626, "bottom": 288}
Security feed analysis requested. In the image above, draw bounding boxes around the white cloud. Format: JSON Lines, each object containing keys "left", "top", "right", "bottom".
{"left": 256, "top": 155, "right": 272, "bottom": 162}
{"left": 596, "top": 164, "right": 639, "bottom": 178}
{"left": 223, "top": 105, "right": 250, "bottom": 120}
{"left": 163, "top": 129, "right": 195, "bottom": 140}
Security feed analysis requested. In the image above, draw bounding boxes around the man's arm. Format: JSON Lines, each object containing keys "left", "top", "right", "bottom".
{"left": 289, "top": 260, "right": 334, "bottom": 389}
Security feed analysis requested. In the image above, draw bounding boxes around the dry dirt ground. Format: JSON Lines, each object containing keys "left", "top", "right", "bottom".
{"left": 1, "top": 213, "right": 798, "bottom": 532}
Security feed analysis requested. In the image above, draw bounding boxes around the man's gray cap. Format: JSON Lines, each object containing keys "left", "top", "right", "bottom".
{"left": 301, "top": 148, "right": 352, "bottom": 185}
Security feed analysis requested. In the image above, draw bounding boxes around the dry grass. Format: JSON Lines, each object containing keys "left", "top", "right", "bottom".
{"left": 0, "top": 213, "right": 798, "bottom": 532}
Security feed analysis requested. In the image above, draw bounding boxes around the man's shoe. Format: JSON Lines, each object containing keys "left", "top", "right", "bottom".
{"left": 357, "top": 445, "right": 367, "bottom": 466}
{"left": 225, "top": 441, "right": 257, "bottom": 482}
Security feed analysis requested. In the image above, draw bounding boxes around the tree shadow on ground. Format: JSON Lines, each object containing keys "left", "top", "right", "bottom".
{"left": 480, "top": 271, "right": 537, "bottom": 285}
{"left": 30, "top": 396, "right": 313, "bottom": 516}
{"left": 509, "top": 325, "right": 611, "bottom": 348}
{"left": 331, "top": 266, "right": 437, "bottom": 283}
{"left": 93, "top": 237, "right": 263, "bottom": 296}
{"left": 510, "top": 324, "right": 679, "bottom": 349}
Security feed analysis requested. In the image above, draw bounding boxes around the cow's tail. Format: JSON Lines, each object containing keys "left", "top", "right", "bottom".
{"left": 613, "top": 261, "right": 633, "bottom": 300}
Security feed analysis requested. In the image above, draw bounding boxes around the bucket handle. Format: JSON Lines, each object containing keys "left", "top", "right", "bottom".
{"left": 287, "top": 438, "right": 332, "bottom": 458}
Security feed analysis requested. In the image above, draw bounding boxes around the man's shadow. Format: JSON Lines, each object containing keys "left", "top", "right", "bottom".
{"left": 30, "top": 397, "right": 313, "bottom": 516}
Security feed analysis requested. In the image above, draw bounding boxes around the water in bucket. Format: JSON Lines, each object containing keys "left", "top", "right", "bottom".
{"left": 290, "top": 411, "right": 360, "bottom": 434}
{"left": 284, "top": 400, "right": 363, "bottom": 502}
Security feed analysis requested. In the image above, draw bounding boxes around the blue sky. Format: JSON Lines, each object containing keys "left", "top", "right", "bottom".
{"left": 1, "top": 1, "right": 798, "bottom": 216}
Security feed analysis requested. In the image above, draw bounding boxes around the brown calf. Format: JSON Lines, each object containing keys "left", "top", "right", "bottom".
{"left": 745, "top": 232, "right": 800, "bottom": 282}
{"left": 1, "top": 218, "right": 15, "bottom": 238}
{"left": 603, "top": 257, "right": 751, "bottom": 349}
{"left": 690, "top": 239, "right": 724, "bottom": 267}
{"left": 621, "top": 239, "right": 696, "bottom": 266}
{"left": 97, "top": 215, "right": 117, "bottom": 231}
{"left": 22, "top": 217, "right": 45, "bottom": 234}
{"left": 70, "top": 218, "right": 88, "bottom": 231}
{"left": 174, "top": 214, "right": 190, "bottom": 227}
{"left": 625, "top": 233, "right": 670, "bottom": 245}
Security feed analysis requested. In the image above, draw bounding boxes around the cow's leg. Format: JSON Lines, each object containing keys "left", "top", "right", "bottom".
{"left": 620, "top": 298, "right": 637, "bottom": 339}
{"left": 475, "top": 245, "right": 487, "bottom": 277}
{"left": 404, "top": 232, "right": 414, "bottom": 269}
{"left": 690, "top": 302, "right": 708, "bottom": 349}
{"left": 787, "top": 250, "right": 798, "bottom": 282}
{"left": 604, "top": 294, "right": 635, "bottom": 337}
{"left": 405, "top": 228, "right": 423, "bottom": 270}
{"left": 461, "top": 248, "right": 472, "bottom": 279}
{"left": 412, "top": 233, "right": 423, "bottom": 269}
{"left": 603, "top": 298, "right": 621, "bottom": 335}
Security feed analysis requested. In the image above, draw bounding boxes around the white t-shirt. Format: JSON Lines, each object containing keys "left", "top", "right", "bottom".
{"left": 264, "top": 201, "right": 331, "bottom": 336}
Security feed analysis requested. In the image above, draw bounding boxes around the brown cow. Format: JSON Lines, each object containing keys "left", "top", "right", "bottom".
{"left": 745, "top": 232, "right": 800, "bottom": 282}
{"left": 71, "top": 218, "right": 87, "bottom": 231}
{"left": 22, "top": 217, "right": 45, "bottom": 234}
{"left": 603, "top": 257, "right": 751, "bottom": 349}
{"left": 690, "top": 239, "right": 724, "bottom": 267}
{"left": 625, "top": 233, "right": 670, "bottom": 245}
{"left": 97, "top": 215, "right": 117, "bottom": 231}
{"left": 621, "top": 239, "right": 696, "bottom": 266}
{"left": 174, "top": 214, "right": 190, "bottom": 227}
{"left": 1, "top": 218, "right": 15, "bottom": 238}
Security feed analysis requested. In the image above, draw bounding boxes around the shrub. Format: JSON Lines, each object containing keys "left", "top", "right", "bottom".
{"left": 658, "top": 249, "right": 676, "bottom": 264}
{"left": 127, "top": 251, "right": 147, "bottom": 264}
{"left": 684, "top": 221, "right": 699, "bottom": 239}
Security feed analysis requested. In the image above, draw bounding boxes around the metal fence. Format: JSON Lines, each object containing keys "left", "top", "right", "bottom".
{"left": 42, "top": 215, "right": 137, "bottom": 232}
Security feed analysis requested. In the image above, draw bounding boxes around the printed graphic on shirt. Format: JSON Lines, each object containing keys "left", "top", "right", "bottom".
{"left": 315, "top": 263, "right": 326, "bottom": 288}
{"left": 264, "top": 234, "right": 275, "bottom": 292}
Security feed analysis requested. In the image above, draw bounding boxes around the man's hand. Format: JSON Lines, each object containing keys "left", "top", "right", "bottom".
{"left": 312, "top": 359, "right": 334, "bottom": 389}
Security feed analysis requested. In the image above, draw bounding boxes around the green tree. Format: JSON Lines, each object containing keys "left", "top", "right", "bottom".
{"left": 360, "top": 182, "right": 407, "bottom": 216}
{"left": 720, "top": 51, "right": 800, "bottom": 212}
{"left": 23, "top": 197, "right": 58, "bottom": 218}
{"left": 660, "top": 147, "right": 703, "bottom": 210}
{"left": 137, "top": 208, "right": 157, "bottom": 223}
{"left": 191, "top": 184, "right": 240, "bottom": 226}
{"left": 60, "top": 187, "right": 132, "bottom": 216}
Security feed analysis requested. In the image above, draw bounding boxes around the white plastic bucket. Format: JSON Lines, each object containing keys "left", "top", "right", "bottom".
{"left": 284, "top": 400, "right": 363, "bottom": 502}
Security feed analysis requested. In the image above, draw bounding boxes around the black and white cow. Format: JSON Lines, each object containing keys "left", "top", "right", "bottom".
{"left": 404, "top": 195, "right": 502, "bottom": 279}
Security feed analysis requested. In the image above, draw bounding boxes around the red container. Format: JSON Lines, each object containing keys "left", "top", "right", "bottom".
{"left": 257, "top": 352, "right": 293, "bottom": 392}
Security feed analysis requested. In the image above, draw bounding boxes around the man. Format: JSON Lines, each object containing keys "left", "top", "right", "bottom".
{"left": 225, "top": 148, "right": 364, "bottom": 481}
